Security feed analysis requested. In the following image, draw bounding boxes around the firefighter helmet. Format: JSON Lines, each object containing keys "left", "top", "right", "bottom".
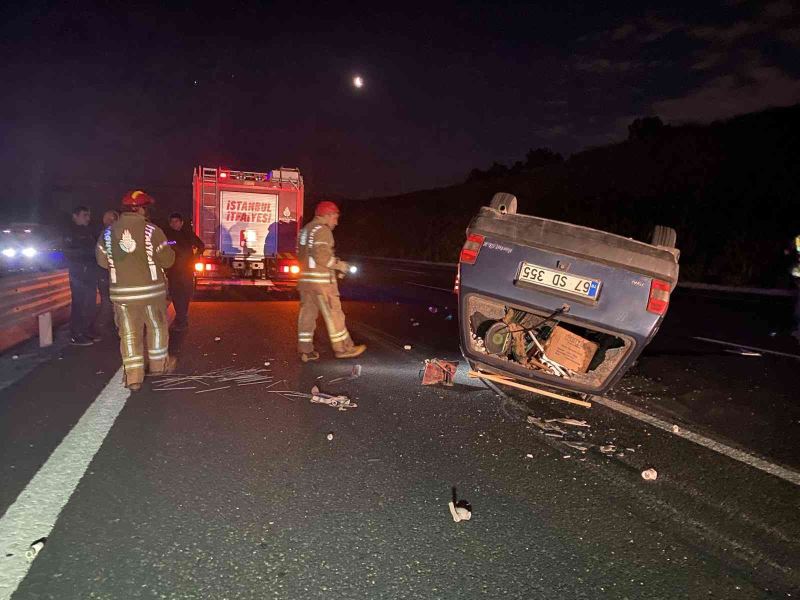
{"left": 122, "top": 190, "right": 155, "bottom": 207}
{"left": 315, "top": 201, "right": 340, "bottom": 217}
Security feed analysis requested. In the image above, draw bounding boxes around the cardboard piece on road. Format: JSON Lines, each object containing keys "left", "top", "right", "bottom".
{"left": 545, "top": 326, "right": 598, "bottom": 373}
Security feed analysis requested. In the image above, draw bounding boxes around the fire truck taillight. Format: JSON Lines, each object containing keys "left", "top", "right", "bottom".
{"left": 219, "top": 171, "right": 228, "bottom": 179}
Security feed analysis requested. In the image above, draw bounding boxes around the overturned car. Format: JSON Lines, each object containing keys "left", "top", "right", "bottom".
{"left": 457, "top": 193, "right": 679, "bottom": 396}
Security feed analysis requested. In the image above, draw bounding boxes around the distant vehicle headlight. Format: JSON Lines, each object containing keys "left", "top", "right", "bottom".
{"left": 22, "top": 247, "right": 37, "bottom": 258}
{"left": 2, "top": 248, "right": 17, "bottom": 258}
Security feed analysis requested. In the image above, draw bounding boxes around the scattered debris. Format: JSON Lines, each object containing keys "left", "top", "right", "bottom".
{"left": 264, "top": 362, "right": 270, "bottom": 367}
{"left": 214, "top": 337, "right": 221, "bottom": 342}
{"left": 525, "top": 453, "right": 534, "bottom": 459}
{"left": 546, "top": 418, "right": 590, "bottom": 428}
{"left": 445, "top": 314, "right": 454, "bottom": 321}
{"left": 448, "top": 501, "right": 471, "bottom": 522}
{"left": 328, "top": 364, "right": 362, "bottom": 384}
{"left": 326, "top": 432, "right": 334, "bottom": 441}
{"left": 26, "top": 538, "right": 46, "bottom": 561}
{"left": 12, "top": 355, "right": 19, "bottom": 360}
{"left": 448, "top": 488, "right": 472, "bottom": 522}
{"left": 599, "top": 445, "right": 616, "bottom": 454}
{"left": 428, "top": 306, "right": 439, "bottom": 314}
{"left": 526, "top": 416, "right": 566, "bottom": 434}
{"left": 265, "top": 386, "right": 357, "bottom": 411}
{"left": 412, "top": 322, "right": 420, "bottom": 327}
{"left": 403, "top": 345, "right": 412, "bottom": 351}
{"left": 152, "top": 366, "right": 275, "bottom": 393}
{"left": 562, "top": 441, "right": 589, "bottom": 452}
{"left": 421, "top": 359, "right": 458, "bottom": 387}
{"left": 641, "top": 468, "right": 658, "bottom": 481}
{"left": 672, "top": 425, "right": 680, "bottom": 434}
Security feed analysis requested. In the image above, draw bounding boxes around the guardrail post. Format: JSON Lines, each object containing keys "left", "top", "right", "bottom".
{"left": 38, "top": 312, "right": 53, "bottom": 348}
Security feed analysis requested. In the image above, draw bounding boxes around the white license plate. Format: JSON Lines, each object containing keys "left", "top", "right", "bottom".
{"left": 517, "top": 262, "right": 601, "bottom": 300}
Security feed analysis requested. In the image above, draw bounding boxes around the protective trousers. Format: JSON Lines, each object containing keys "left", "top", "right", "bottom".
{"left": 297, "top": 284, "right": 355, "bottom": 354}
{"left": 168, "top": 273, "right": 194, "bottom": 327}
{"left": 113, "top": 301, "right": 171, "bottom": 386}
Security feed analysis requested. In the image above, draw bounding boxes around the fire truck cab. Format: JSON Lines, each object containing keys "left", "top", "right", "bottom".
{"left": 192, "top": 166, "right": 303, "bottom": 289}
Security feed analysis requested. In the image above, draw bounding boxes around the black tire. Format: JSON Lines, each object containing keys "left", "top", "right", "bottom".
{"left": 489, "top": 192, "right": 517, "bottom": 215}
{"left": 651, "top": 225, "right": 677, "bottom": 248}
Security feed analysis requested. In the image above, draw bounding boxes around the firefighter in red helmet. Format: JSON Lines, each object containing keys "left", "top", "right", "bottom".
{"left": 296, "top": 201, "right": 366, "bottom": 361}
{"left": 95, "top": 190, "right": 177, "bottom": 390}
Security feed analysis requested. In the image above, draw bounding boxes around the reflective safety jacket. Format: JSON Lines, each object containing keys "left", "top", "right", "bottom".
{"left": 792, "top": 235, "right": 800, "bottom": 279}
{"left": 95, "top": 212, "right": 175, "bottom": 304}
{"left": 296, "top": 217, "right": 347, "bottom": 290}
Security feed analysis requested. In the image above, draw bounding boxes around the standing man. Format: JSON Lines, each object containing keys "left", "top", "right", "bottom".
{"left": 165, "top": 212, "right": 205, "bottom": 331}
{"left": 95, "top": 210, "right": 119, "bottom": 335}
{"left": 64, "top": 206, "right": 99, "bottom": 346}
{"left": 96, "top": 191, "right": 176, "bottom": 391}
{"left": 296, "top": 201, "right": 366, "bottom": 361}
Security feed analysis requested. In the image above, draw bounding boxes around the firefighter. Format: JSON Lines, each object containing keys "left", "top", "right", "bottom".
{"left": 96, "top": 190, "right": 176, "bottom": 391}
{"left": 296, "top": 201, "right": 366, "bottom": 361}
{"left": 165, "top": 212, "right": 205, "bottom": 331}
{"left": 95, "top": 210, "right": 119, "bottom": 335}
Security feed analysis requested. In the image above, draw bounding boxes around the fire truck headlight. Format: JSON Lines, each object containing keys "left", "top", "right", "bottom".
{"left": 22, "top": 247, "right": 37, "bottom": 258}
{"left": 2, "top": 248, "right": 17, "bottom": 258}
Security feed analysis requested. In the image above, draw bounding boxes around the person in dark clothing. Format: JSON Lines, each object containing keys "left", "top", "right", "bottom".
{"left": 165, "top": 213, "right": 205, "bottom": 331}
{"left": 63, "top": 206, "right": 99, "bottom": 346}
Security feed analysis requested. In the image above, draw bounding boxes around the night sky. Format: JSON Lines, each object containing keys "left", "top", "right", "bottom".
{"left": 1, "top": 0, "right": 799, "bottom": 219}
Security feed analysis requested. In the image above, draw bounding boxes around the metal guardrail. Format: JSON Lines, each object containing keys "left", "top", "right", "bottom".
{"left": 0, "top": 270, "right": 71, "bottom": 353}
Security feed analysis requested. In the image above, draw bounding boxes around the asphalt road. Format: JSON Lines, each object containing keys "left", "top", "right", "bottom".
{"left": 0, "top": 263, "right": 798, "bottom": 599}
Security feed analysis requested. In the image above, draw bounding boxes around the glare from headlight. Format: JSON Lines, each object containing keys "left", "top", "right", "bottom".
{"left": 349, "top": 265, "right": 358, "bottom": 274}
{"left": 22, "top": 247, "right": 37, "bottom": 258}
{"left": 2, "top": 248, "right": 17, "bottom": 258}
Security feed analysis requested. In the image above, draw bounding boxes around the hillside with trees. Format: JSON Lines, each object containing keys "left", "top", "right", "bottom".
{"left": 336, "top": 104, "right": 800, "bottom": 287}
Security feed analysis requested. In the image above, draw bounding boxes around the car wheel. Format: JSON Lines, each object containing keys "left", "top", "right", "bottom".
{"left": 651, "top": 225, "right": 677, "bottom": 248}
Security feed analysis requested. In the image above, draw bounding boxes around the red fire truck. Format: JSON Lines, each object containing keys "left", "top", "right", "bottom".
{"left": 192, "top": 166, "right": 303, "bottom": 289}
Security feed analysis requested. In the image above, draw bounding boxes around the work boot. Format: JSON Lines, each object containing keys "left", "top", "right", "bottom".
{"left": 301, "top": 351, "right": 320, "bottom": 363}
{"left": 335, "top": 344, "right": 367, "bottom": 359}
{"left": 70, "top": 335, "right": 93, "bottom": 346}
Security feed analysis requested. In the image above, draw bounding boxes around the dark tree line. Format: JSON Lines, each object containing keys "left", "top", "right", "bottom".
{"left": 336, "top": 104, "right": 800, "bottom": 287}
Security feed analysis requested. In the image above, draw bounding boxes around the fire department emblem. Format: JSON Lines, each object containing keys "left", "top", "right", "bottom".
{"left": 119, "top": 229, "right": 137, "bottom": 253}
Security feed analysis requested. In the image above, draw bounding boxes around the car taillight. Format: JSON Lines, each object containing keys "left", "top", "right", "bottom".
{"left": 195, "top": 262, "right": 204, "bottom": 272}
{"left": 647, "top": 279, "right": 671, "bottom": 315}
{"left": 460, "top": 233, "right": 485, "bottom": 265}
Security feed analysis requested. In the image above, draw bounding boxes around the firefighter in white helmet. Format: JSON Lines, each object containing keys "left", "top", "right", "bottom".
{"left": 96, "top": 190, "right": 177, "bottom": 390}
{"left": 296, "top": 201, "right": 366, "bottom": 361}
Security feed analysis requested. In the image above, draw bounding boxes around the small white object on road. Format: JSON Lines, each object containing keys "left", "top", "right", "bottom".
{"left": 525, "top": 453, "right": 534, "bottom": 459}
{"left": 327, "top": 433, "right": 334, "bottom": 441}
{"left": 214, "top": 337, "right": 221, "bottom": 342}
{"left": 672, "top": 425, "right": 680, "bottom": 433}
{"left": 25, "top": 540, "right": 45, "bottom": 561}
{"left": 11, "top": 355, "right": 19, "bottom": 360}
{"left": 264, "top": 362, "right": 270, "bottom": 367}
{"left": 404, "top": 345, "right": 412, "bottom": 350}
{"left": 641, "top": 468, "right": 658, "bottom": 481}
{"left": 448, "top": 501, "right": 472, "bottom": 522}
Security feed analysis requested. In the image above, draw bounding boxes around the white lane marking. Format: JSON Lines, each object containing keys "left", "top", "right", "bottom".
{"left": 0, "top": 367, "right": 129, "bottom": 599}
{"left": 692, "top": 336, "right": 800, "bottom": 360}
{"left": 592, "top": 395, "right": 800, "bottom": 487}
{"left": 404, "top": 281, "right": 455, "bottom": 294}
{"left": 391, "top": 268, "right": 429, "bottom": 275}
